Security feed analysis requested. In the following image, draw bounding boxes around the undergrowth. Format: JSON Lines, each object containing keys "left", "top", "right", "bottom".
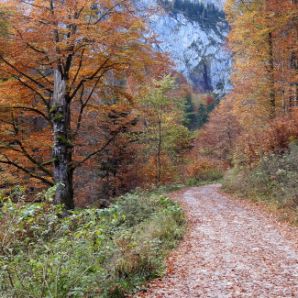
{"left": 0, "top": 190, "right": 185, "bottom": 297}
{"left": 223, "top": 143, "right": 298, "bottom": 225}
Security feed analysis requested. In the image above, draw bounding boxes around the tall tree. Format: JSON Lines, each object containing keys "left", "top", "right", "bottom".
{"left": 225, "top": 0, "right": 298, "bottom": 123}
{"left": 138, "top": 76, "right": 191, "bottom": 185}
{"left": 225, "top": 0, "right": 274, "bottom": 128}
{"left": 0, "top": 0, "right": 166, "bottom": 208}
{"left": 195, "top": 98, "right": 241, "bottom": 162}
{"left": 218, "top": 0, "right": 298, "bottom": 164}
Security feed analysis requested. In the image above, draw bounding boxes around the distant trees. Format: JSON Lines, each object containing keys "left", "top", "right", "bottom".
{"left": 184, "top": 93, "right": 218, "bottom": 131}
{"left": 0, "top": 0, "right": 167, "bottom": 208}
{"left": 162, "top": 0, "right": 225, "bottom": 26}
{"left": 202, "top": 0, "right": 298, "bottom": 162}
{"left": 195, "top": 99, "right": 241, "bottom": 162}
{"left": 191, "top": 0, "right": 298, "bottom": 171}
{"left": 183, "top": 95, "right": 197, "bottom": 130}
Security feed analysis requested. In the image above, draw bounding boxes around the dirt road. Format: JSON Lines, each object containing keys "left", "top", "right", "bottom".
{"left": 136, "top": 184, "right": 298, "bottom": 298}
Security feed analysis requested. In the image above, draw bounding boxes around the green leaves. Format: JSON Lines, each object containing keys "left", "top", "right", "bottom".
{"left": 137, "top": 75, "right": 192, "bottom": 184}
{"left": 0, "top": 189, "right": 185, "bottom": 297}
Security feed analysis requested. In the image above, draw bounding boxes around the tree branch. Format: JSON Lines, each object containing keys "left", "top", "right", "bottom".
{"left": 11, "top": 74, "right": 51, "bottom": 110}
{"left": 71, "top": 49, "right": 85, "bottom": 87}
{"left": 10, "top": 106, "right": 51, "bottom": 123}
{"left": 69, "top": 57, "right": 111, "bottom": 100}
{"left": 0, "top": 55, "right": 52, "bottom": 93}
{"left": 72, "top": 135, "right": 117, "bottom": 170}
{"left": 73, "top": 72, "right": 105, "bottom": 138}
{"left": 73, "top": 117, "right": 136, "bottom": 169}
{"left": 0, "top": 155, "right": 54, "bottom": 186}
{"left": 94, "top": 0, "right": 127, "bottom": 25}
{"left": 0, "top": 141, "right": 53, "bottom": 178}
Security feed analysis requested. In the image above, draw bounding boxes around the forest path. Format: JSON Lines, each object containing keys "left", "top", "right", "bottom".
{"left": 135, "top": 184, "right": 298, "bottom": 298}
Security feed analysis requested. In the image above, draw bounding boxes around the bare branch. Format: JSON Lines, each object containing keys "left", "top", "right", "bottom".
{"left": 72, "top": 135, "right": 117, "bottom": 170}
{"left": 72, "top": 119, "right": 133, "bottom": 169}
{"left": 0, "top": 155, "right": 54, "bottom": 186}
{"left": 71, "top": 49, "right": 85, "bottom": 87}
{"left": 10, "top": 106, "right": 51, "bottom": 123}
{"left": 94, "top": 0, "right": 128, "bottom": 25}
{"left": 69, "top": 57, "right": 111, "bottom": 100}
{"left": 73, "top": 72, "right": 105, "bottom": 138}
{"left": 0, "top": 141, "right": 53, "bottom": 178}
{"left": 0, "top": 55, "right": 52, "bottom": 93}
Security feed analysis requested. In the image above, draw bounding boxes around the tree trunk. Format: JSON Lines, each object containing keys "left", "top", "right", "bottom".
{"left": 268, "top": 32, "right": 276, "bottom": 117}
{"left": 51, "top": 69, "right": 74, "bottom": 209}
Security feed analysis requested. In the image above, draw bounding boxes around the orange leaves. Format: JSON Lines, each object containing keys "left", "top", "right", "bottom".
{"left": 233, "top": 114, "right": 298, "bottom": 166}
{"left": 226, "top": 0, "right": 298, "bottom": 119}
{"left": 192, "top": 99, "right": 241, "bottom": 163}
{"left": 185, "top": 155, "right": 226, "bottom": 181}
{"left": 0, "top": 0, "right": 170, "bottom": 201}
{"left": 226, "top": 2, "right": 273, "bottom": 127}
{"left": 262, "top": 114, "right": 298, "bottom": 153}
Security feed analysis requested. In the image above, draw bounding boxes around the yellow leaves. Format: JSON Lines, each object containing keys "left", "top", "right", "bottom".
{"left": 221, "top": 0, "right": 298, "bottom": 167}
{"left": 225, "top": 0, "right": 281, "bottom": 130}
{"left": 129, "top": 19, "right": 146, "bottom": 32}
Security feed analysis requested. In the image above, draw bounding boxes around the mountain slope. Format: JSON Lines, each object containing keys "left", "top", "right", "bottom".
{"left": 140, "top": 0, "right": 231, "bottom": 95}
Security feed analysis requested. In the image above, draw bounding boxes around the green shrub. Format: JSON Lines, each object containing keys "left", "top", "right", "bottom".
{"left": 223, "top": 143, "right": 298, "bottom": 211}
{"left": 0, "top": 191, "right": 185, "bottom": 298}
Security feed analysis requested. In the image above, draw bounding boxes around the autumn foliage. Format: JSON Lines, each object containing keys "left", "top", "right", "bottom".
{"left": 0, "top": 0, "right": 297, "bottom": 208}
{"left": 187, "top": 0, "right": 298, "bottom": 186}
{"left": 194, "top": 0, "right": 297, "bottom": 163}
{"left": 0, "top": 0, "right": 173, "bottom": 207}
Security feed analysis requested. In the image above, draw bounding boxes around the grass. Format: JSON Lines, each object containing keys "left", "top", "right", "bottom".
{"left": 0, "top": 189, "right": 185, "bottom": 297}
{"left": 224, "top": 183, "right": 298, "bottom": 226}
{"left": 223, "top": 145, "right": 298, "bottom": 226}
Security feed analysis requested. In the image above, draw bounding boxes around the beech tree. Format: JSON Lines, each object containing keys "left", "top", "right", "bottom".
{"left": 220, "top": 0, "right": 298, "bottom": 164}
{"left": 224, "top": 0, "right": 274, "bottom": 129}
{"left": 225, "top": 0, "right": 298, "bottom": 125}
{"left": 0, "top": 0, "right": 166, "bottom": 208}
{"left": 196, "top": 98, "right": 241, "bottom": 162}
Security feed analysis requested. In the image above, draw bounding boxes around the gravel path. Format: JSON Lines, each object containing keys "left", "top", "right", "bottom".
{"left": 136, "top": 184, "right": 298, "bottom": 298}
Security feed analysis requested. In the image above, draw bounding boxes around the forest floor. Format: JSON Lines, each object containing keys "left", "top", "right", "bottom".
{"left": 135, "top": 184, "right": 298, "bottom": 298}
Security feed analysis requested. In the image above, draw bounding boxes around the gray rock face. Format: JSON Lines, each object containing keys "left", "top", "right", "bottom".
{"left": 138, "top": 0, "right": 231, "bottom": 95}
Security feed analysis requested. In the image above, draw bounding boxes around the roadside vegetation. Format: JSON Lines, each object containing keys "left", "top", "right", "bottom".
{"left": 223, "top": 142, "right": 298, "bottom": 225}
{"left": 0, "top": 189, "right": 185, "bottom": 297}
{"left": 183, "top": 0, "right": 298, "bottom": 225}
{"left": 0, "top": 0, "right": 298, "bottom": 296}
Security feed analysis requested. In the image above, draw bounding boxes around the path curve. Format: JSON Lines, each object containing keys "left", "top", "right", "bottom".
{"left": 136, "top": 184, "right": 298, "bottom": 298}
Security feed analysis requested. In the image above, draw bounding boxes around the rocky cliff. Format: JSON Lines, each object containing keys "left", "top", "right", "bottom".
{"left": 138, "top": 0, "right": 231, "bottom": 96}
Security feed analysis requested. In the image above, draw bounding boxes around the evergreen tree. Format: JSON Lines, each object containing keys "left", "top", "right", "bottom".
{"left": 183, "top": 95, "right": 197, "bottom": 130}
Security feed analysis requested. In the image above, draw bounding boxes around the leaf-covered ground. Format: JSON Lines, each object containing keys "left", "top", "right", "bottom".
{"left": 136, "top": 184, "right": 298, "bottom": 297}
